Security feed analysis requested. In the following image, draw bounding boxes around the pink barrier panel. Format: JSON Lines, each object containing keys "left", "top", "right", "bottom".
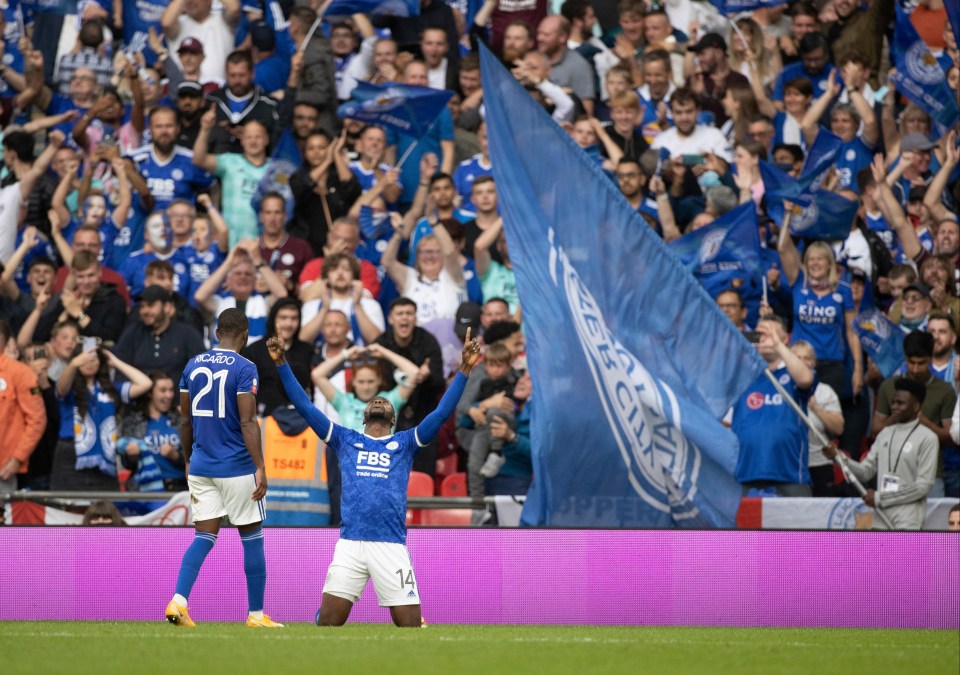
{"left": 1, "top": 528, "right": 957, "bottom": 628}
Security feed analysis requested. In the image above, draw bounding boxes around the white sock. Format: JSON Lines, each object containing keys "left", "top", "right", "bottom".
{"left": 249, "top": 611, "right": 264, "bottom": 619}
{"left": 173, "top": 594, "right": 188, "bottom": 607}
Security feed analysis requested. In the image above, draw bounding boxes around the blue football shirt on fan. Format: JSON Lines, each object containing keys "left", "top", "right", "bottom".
{"left": 179, "top": 349, "right": 259, "bottom": 478}
{"left": 732, "top": 365, "right": 814, "bottom": 485}
{"left": 790, "top": 271, "right": 854, "bottom": 363}
{"left": 115, "top": 146, "right": 213, "bottom": 268}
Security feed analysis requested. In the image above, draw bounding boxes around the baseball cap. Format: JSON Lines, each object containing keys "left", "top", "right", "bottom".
{"left": 903, "top": 282, "right": 932, "bottom": 300}
{"left": 688, "top": 32, "right": 727, "bottom": 53}
{"left": 177, "top": 37, "right": 204, "bottom": 55}
{"left": 177, "top": 80, "right": 203, "bottom": 97}
{"left": 455, "top": 302, "right": 481, "bottom": 342}
{"left": 140, "top": 285, "right": 173, "bottom": 303}
{"left": 900, "top": 133, "right": 936, "bottom": 153}
{"left": 27, "top": 255, "right": 57, "bottom": 272}
{"left": 250, "top": 21, "right": 276, "bottom": 52}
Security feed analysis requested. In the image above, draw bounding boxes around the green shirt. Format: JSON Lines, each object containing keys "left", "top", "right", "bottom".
{"left": 480, "top": 260, "right": 519, "bottom": 314}
{"left": 215, "top": 153, "right": 269, "bottom": 247}
{"left": 332, "top": 385, "right": 408, "bottom": 433}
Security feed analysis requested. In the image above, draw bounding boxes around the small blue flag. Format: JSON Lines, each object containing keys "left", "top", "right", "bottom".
{"left": 893, "top": 2, "right": 960, "bottom": 137}
{"left": 250, "top": 130, "right": 302, "bottom": 221}
{"left": 707, "top": 0, "right": 790, "bottom": 14}
{"left": 669, "top": 202, "right": 764, "bottom": 299}
{"left": 784, "top": 190, "right": 859, "bottom": 241}
{"left": 946, "top": 1, "right": 960, "bottom": 52}
{"left": 854, "top": 309, "right": 906, "bottom": 379}
{"left": 337, "top": 82, "right": 453, "bottom": 138}
{"left": 801, "top": 129, "right": 843, "bottom": 191}
{"left": 323, "top": 0, "right": 419, "bottom": 16}
{"left": 479, "top": 44, "right": 767, "bottom": 529}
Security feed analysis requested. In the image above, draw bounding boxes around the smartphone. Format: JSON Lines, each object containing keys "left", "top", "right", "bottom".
{"left": 744, "top": 331, "right": 761, "bottom": 344}
{"left": 682, "top": 154, "right": 706, "bottom": 166}
{"left": 83, "top": 337, "right": 99, "bottom": 353}
{"left": 33, "top": 346, "right": 47, "bottom": 360}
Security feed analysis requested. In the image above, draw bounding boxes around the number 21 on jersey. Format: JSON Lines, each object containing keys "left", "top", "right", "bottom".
{"left": 191, "top": 367, "right": 228, "bottom": 418}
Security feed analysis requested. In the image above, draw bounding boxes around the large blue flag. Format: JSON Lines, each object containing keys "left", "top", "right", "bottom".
{"left": 250, "top": 130, "right": 302, "bottom": 221}
{"left": 337, "top": 82, "right": 453, "bottom": 138}
{"left": 854, "top": 309, "right": 905, "bottom": 379}
{"left": 324, "top": 0, "right": 419, "bottom": 16}
{"left": 893, "top": 2, "right": 959, "bottom": 137}
{"left": 669, "top": 202, "right": 763, "bottom": 299}
{"left": 479, "top": 44, "right": 766, "bottom": 528}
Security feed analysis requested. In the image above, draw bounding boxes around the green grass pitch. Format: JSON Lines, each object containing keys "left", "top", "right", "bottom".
{"left": 2, "top": 622, "right": 957, "bottom": 674}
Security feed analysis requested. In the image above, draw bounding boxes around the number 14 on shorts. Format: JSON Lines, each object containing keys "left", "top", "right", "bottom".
{"left": 396, "top": 568, "right": 415, "bottom": 589}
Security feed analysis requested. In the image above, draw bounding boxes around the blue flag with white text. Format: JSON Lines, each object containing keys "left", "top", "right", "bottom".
{"left": 479, "top": 44, "right": 766, "bottom": 529}
{"left": 894, "top": 2, "right": 959, "bottom": 137}
{"left": 669, "top": 202, "right": 764, "bottom": 300}
{"left": 854, "top": 309, "right": 905, "bottom": 379}
{"left": 337, "top": 82, "right": 453, "bottom": 138}
{"left": 323, "top": 0, "right": 419, "bottom": 16}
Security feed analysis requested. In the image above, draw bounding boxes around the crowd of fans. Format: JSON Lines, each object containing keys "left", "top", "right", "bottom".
{"left": 0, "top": 0, "right": 957, "bottom": 528}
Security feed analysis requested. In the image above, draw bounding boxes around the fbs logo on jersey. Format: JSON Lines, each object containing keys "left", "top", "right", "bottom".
{"left": 356, "top": 450, "right": 393, "bottom": 473}
{"left": 746, "top": 392, "right": 783, "bottom": 410}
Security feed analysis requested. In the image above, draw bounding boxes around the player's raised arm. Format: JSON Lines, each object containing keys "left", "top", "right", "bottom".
{"left": 267, "top": 337, "right": 334, "bottom": 442}
{"left": 415, "top": 328, "right": 482, "bottom": 446}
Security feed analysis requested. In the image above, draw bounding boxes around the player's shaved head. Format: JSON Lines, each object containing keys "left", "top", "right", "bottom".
{"left": 217, "top": 308, "right": 249, "bottom": 337}
{"left": 362, "top": 396, "right": 395, "bottom": 426}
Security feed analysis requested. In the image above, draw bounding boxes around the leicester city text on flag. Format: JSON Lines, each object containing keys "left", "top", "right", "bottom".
{"left": 478, "top": 44, "right": 767, "bottom": 528}
{"left": 669, "top": 201, "right": 764, "bottom": 300}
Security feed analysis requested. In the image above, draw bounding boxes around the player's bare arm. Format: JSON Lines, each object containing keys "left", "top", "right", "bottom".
{"left": 266, "top": 337, "right": 286, "bottom": 366}
{"left": 459, "top": 327, "right": 482, "bottom": 376}
{"left": 238, "top": 392, "right": 267, "bottom": 501}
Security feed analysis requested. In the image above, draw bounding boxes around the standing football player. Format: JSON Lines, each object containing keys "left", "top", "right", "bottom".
{"left": 166, "top": 308, "right": 282, "bottom": 628}
{"left": 268, "top": 329, "right": 482, "bottom": 627}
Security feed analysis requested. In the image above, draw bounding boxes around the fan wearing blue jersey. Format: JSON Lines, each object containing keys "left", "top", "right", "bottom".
{"left": 268, "top": 329, "right": 482, "bottom": 628}
{"left": 166, "top": 308, "right": 283, "bottom": 629}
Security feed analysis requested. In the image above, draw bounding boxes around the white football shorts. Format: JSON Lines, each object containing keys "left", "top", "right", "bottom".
{"left": 188, "top": 474, "right": 266, "bottom": 526}
{"left": 323, "top": 538, "right": 421, "bottom": 607}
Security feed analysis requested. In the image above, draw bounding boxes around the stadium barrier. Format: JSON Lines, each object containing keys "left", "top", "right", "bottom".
{"left": 0, "top": 527, "right": 956, "bottom": 628}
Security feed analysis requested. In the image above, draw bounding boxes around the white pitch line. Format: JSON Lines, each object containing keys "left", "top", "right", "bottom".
{"left": 0, "top": 631, "right": 953, "bottom": 650}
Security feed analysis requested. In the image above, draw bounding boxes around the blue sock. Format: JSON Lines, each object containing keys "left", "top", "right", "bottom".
{"left": 240, "top": 527, "right": 266, "bottom": 613}
{"left": 174, "top": 532, "right": 217, "bottom": 601}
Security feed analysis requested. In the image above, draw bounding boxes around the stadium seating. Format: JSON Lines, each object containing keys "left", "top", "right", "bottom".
{"left": 406, "top": 471, "right": 435, "bottom": 525}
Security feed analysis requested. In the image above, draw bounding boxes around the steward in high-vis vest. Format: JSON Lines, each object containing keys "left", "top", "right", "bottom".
{"left": 262, "top": 407, "right": 330, "bottom": 525}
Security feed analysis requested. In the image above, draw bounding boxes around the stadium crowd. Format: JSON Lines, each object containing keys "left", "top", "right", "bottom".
{"left": 0, "top": 0, "right": 958, "bottom": 528}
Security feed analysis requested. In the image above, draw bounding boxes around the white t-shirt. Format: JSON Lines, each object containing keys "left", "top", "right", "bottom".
{"left": 301, "top": 293, "right": 385, "bottom": 346}
{"left": 0, "top": 182, "right": 23, "bottom": 263}
{"left": 651, "top": 124, "right": 733, "bottom": 162}
{"left": 170, "top": 10, "right": 235, "bottom": 84}
{"left": 808, "top": 382, "right": 842, "bottom": 467}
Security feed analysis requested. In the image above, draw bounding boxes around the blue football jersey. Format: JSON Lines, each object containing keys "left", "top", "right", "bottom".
{"left": 179, "top": 349, "right": 259, "bottom": 478}
{"left": 323, "top": 424, "right": 423, "bottom": 544}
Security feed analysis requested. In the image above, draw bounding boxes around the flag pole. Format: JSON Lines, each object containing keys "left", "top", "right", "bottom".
{"left": 762, "top": 369, "right": 895, "bottom": 529}
{"left": 395, "top": 116, "right": 441, "bottom": 171}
